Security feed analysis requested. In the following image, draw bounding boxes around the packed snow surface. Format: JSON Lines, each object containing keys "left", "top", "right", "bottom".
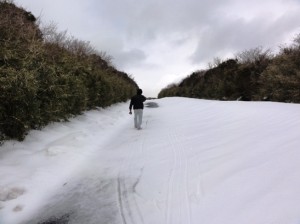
{"left": 1, "top": 97, "right": 300, "bottom": 224}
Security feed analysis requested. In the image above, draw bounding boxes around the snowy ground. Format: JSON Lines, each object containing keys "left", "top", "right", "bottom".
{"left": 1, "top": 97, "right": 300, "bottom": 224}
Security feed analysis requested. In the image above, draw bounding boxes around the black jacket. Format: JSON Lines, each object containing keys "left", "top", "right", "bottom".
{"left": 129, "top": 94, "right": 146, "bottom": 110}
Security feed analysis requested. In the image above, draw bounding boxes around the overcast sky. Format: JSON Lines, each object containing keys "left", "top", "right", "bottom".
{"left": 14, "top": 0, "right": 300, "bottom": 96}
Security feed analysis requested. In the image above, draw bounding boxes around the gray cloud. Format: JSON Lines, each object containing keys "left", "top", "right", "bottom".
{"left": 189, "top": 0, "right": 300, "bottom": 63}
{"left": 14, "top": 0, "right": 300, "bottom": 96}
{"left": 114, "top": 48, "right": 147, "bottom": 69}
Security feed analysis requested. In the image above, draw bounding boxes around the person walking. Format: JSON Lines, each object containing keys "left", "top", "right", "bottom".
{"left": 129, "top": 89, "right": 146, "bottom": 130}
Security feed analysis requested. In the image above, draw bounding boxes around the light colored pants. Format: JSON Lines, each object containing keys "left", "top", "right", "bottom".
{"left": 134, "top": 109, "right": 143, "bottom": 129}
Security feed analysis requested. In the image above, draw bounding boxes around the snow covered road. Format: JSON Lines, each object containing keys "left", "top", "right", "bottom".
{"left": 1, "top": 97, "right": 300, "bottom": 224}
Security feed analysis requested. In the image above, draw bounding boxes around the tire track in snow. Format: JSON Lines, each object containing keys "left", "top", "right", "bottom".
{"left": 166, "top": 130, "right": 192, "bottom": 224}
{"left": 179, "top": 131, "right": 192, "bottom": 224}
{"left": 165, "top": 131, "right": 178, "bottom": 224}
{"left": 117, "top": 131, "right": 146, "bottom": 224}
{"left": 117, "top": 132, "right": 137, "bottom": 224}
{"left": 175, "top": 129, "right": 192, "bottom": 224}
{"left": 117, "top": 176, "right": 128, "bottom": 224}
{"left": 177, "top": 129, "right": 192, "bottom": 224}
{"left": 117, "top": 171, "right": 139, "bottom": 224}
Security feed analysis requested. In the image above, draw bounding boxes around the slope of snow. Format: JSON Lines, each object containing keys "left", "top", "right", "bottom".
{"left": 1, "top": 97, "right": 300, "bottom": 224}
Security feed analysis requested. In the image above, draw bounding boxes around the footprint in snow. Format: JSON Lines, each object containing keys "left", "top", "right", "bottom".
{"left": 0, "top": 187, "right": 26, "bottom": 202}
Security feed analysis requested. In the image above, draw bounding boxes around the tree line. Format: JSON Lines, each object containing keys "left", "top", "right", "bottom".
{"left": 0, "top": 0, "right": 138, "bottom": 142}
{"left": 158, "top": 35, "right": 300, "bottom": 104}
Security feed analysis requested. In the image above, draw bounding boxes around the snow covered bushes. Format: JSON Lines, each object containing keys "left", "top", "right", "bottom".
{"left": 0, "top": 1, "right": 137, "bottom": 142}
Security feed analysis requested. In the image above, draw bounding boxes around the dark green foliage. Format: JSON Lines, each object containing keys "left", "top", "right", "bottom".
{"left": 256, "top": 46, "right": 300, "bottom": 103}
{"left": 0, "top": 1, "right": 138, "bottom": 142}
{"left": 159, "top": 41, "right": 300, "bottom": 104}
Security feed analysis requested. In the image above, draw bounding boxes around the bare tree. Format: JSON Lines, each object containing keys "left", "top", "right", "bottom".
{"left": 41, "top": 22, "right": 115, "bottom": 65}
{"left": 65, "top": 37, "right": 96, "bottom": 57}
{"left": 97, "top": 51, "right": 114, "bottom": 67}
{"left": 41, "top": 22, "right": 68, "bottom": 46}
{"left": 293, "top": 33, "right": 300, "bottom": 49}
{"left": 208, "top": 57, "right": 222, "bottom": 69}
{"left": 42, "top": 22, "right": 97, "bottom": 57}
{"left": 235, "top": 46, "right": 272, "bottom": 63}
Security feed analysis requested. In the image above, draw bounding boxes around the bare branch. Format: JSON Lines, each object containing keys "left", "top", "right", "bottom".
{"left": 235, "top": 46, "right": 272, "bottom": 63}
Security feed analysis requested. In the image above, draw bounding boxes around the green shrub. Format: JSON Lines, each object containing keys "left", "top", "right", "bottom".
{"left": 159, "top": 42, "right": 300, "bottom": 104}
{"left": 0, "top": 1, "right": 138, "bottom": 142}
{"left": 257, "top": 48, "right": 300, "bottom": 103}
